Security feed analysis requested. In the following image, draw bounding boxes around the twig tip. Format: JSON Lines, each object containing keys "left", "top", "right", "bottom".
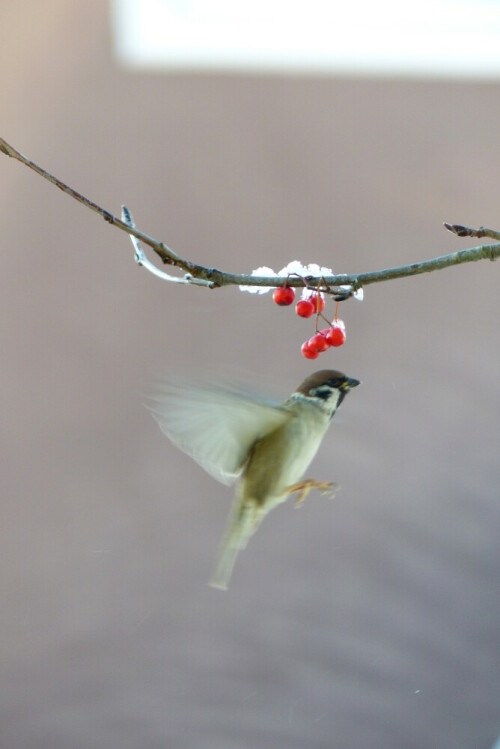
{"left": 444, "top": 223, "right": 470, "bottom": 237}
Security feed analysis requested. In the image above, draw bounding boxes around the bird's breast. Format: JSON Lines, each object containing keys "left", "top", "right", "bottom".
{"left": 241, "top": 404, "right": 330, "bottom": 504}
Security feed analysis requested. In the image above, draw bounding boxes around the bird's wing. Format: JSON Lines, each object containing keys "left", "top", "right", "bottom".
{"left": 145, "top": 383, "right": 290, "bottom": 485}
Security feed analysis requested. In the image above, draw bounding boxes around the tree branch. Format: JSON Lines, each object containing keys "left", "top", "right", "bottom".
{"left": 1, "top": 136, "right": 498, "bottom": 295}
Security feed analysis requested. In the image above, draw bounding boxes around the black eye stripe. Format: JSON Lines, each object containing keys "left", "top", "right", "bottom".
{"left": 311, "top": 386, "right": 334, "bottom": 400}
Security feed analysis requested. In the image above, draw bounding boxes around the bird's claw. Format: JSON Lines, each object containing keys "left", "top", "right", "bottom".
{"left": 285, "top": 479, "right": 339, "bottom": 507}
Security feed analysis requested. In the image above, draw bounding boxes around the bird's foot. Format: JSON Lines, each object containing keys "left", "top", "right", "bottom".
{"left": 285, "top": 479, "right": 339, "bottom": 507}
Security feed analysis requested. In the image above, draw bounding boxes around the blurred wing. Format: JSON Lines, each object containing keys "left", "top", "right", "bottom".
{"left": 146, "top": 383, "right": 290, "bottom": 485}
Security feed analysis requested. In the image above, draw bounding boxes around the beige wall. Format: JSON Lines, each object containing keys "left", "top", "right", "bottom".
{"left": 1, "top": 2, "right": 499, "bottom": 747}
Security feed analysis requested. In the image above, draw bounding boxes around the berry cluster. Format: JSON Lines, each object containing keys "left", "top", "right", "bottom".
{"left": 272, "top": 284, "right": 347, "bottom": 359}
{"left": 300, "top": 320, "right": 346, "bottom": 359}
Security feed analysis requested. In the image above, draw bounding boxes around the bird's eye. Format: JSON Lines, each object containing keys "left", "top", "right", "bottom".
{"left": 327, "top": 378, "right": 344, "bottom": 389}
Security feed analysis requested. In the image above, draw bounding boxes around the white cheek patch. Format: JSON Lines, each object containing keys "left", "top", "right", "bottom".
{"left": 310, "top": 387, "right": 341, "bottom": 412}
{"left": 330, "top": 391, "right": 341, "bottom": 410}
{"left": 326, "top": 392, "right": 342, "bottom": 418}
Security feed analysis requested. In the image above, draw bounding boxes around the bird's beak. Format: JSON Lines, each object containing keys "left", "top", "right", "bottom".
{"left": 343, "top": 377, "right": 361, "bottom": 390}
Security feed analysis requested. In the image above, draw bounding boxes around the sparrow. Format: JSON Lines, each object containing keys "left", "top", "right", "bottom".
{"left": 147, "top": 369, "right": 360, "bottom": 589}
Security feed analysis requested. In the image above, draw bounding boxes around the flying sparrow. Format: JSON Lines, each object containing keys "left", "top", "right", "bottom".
{"left": 147, "top": 369, "right": 360, "bottom": 589}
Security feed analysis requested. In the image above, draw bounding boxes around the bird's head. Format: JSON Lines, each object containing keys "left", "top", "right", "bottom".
{"left": 294, "top": 369, "right": 360, "bottom": 415}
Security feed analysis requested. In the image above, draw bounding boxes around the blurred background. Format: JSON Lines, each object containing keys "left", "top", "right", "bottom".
{"left": 0, "top": 1, "right": 499, "bottom": 747}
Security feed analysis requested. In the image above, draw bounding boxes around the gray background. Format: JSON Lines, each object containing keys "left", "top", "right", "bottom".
{"left": 0, "top": 2, "right": 499, "bottom": 747}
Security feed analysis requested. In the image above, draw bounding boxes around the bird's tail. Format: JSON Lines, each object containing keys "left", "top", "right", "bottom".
{"left": 210, "top": 497, "right": 261, "bottom": 590}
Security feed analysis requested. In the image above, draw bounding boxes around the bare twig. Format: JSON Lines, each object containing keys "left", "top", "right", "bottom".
{"left": 0, "top": 138, "right": 195, "bottom": 271}
{"left": 444, "top": 223, "right": 500, "bottom": 241}
{"left": 1, "top": 136, "right": 498, "bottom": 294}
{"left": 121, "top": 206, "right": 213, "bottom": 287}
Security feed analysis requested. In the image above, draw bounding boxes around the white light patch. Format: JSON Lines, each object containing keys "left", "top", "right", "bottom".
{"left": 112, "top": 0, "right": 500, "bottom": 78}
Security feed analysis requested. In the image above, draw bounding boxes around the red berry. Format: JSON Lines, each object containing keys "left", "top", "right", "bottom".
{"left": 309, "top": 293, "right": 325, "bottom": 313}
{"left": 273, "top": 287, "right": 295, "bottom": 306}
{"left": 301, "top": 341, "right": 319, "bottom": 359}
{"left": 295, "top": 299, "right": 314, "bottom": 318}
{"left": 325, "top": 324, "right": 346, "bottom": 347}
{"left": 308, "top": 332, "right": 330, "bottom": 353}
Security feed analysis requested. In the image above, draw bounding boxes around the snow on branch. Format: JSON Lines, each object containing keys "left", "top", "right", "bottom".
{"left": 1, "top": 137, "right": 498, "bottom": 298}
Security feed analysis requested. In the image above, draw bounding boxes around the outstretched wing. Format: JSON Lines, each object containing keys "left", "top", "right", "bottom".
{"left": 146, "top": 382, "right": 290, "bottom": 485}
